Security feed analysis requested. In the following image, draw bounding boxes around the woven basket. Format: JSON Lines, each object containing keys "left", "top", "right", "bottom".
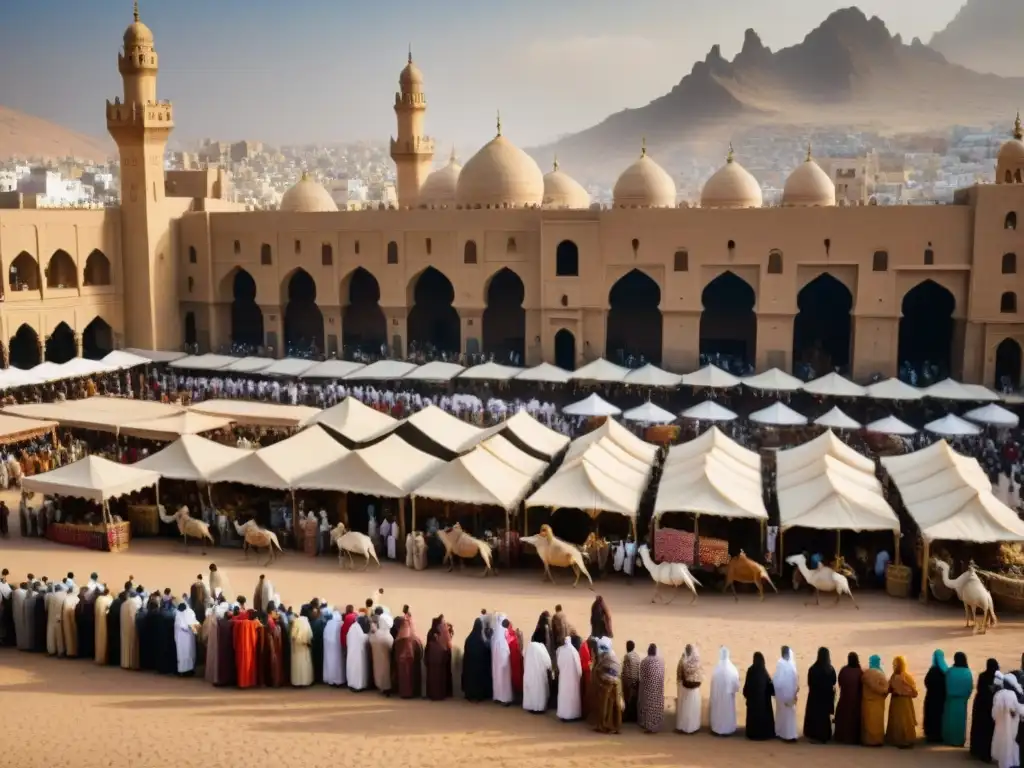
{"left": 987, "top": 572, "right": 1024, "bottom": 613}
{"left": 105, "top": 521, "right": 131, "bottom": 553}
{"left": 886, "top": 564, "right": 912, "bottom": 598}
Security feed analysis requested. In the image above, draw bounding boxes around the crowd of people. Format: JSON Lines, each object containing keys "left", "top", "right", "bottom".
{"left": 0, "top": 564, "right": 1022, "bottom": 764}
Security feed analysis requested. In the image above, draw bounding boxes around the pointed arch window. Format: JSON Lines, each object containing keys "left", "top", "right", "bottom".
{"left": 1001, "top": 292, "right": 1017, "bottom": 314}
{"left": 767, "top": 249, "right": 783, "bottom": 274}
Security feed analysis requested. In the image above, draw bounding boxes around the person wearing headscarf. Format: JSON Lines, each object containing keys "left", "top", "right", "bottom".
{"left": 45, "top": 583, "right": 65, "bottom": 656}
{"left": 620, "top": 640, "right": 641, "bottom": 722}
{"left": 971, "top": 658, "right": 1000, "bottom": 761}
{"left": 308, "top": 601, "right": 327, "bottom": 685}
{"left": 346, "top": 615, "right": 371, "bottom": 691}
{"left": 861, "top": 654, "right": 889, "bottom": 746}
{"left": 522, "top": 621, "right": 552, "bottom": 713}
{"left": 252, "top": 574, "right": 273, "bottom": 614}
{"left": 772, "top": 646, "right": 799, "bottom": 742}
{"left": 61, "top": 586, "right": 80, "bottom": 658}
{"left": 425, "top": 615, "right": 454, "bottom": 701}
{"left": 173, "top": 602, "right": 199, "bottom": 676}
{"left": 93, "top": 587, "right": 113, "bottom": 665}
{"left": 289, "top": 613, "right": 314, "bottom": 687}
{"left": 805, "top": 647, "right": 837, "bottom": 743}
{"left": 943, "top": 652, "right": 973, "bottom": 747}
{"left": 105, "top": 588, "right": 123, "bottom": 667}
{"left": 743, "top": 651, "right": 775, "bottom": 740}
{"left": 885, "top": 655, "right": 918, "bottom": 748}
{"left": 589, "top": 596, "right": 612, "bottom": 639}
{"left": 322, "top": 608, "right": 344, "bottom": 686}
{"left": 675, "top": 644, "right": 702, "bottom": 734}
{"left": 120, "top": 586, "right": 143, "bottom": 670}
{"left": 76, "top": 585, "right": 96, "bottom": 661}
{"left": 505, "top": 618, "right": 524, "bottom": 700}
{"left": 924, "top": 649, "right": 949, "bottom": 743}
{"left": 12, "top": 582, "right": 28, "bottom": 651}
{"left": 710, "top": 646, "right": 741, "bottom": 736}
{"left": 490, "top": 613, "right": 514, "bottom": 704}
{"left": 590, "top": 637, "right": 623, "bottom": 734}
{"left": 340, "top": 604, "right": 357, "bottom": 675}
{"left": 637, "top": 643, "right": 665, "bottom": 733}
{"left": 834, "top": 652, "right": 863, "bottom": 744}
{"left": 369, "top": 610, "right": 394, "bottom": 694}
{"left": 551, "top": 604, "right": 572, "bottom": 650}
{"left": 462, "top": 618, "right": 492, "bottom": 702}
{"left": 579, "top": 634, "right": 594, "bottom": 718}
{"left": 392, "top": 616, "right": 423, "bottom": 699}
{"left": 189, "top": 575, "right": 208, "bottom": 626}
{"left": 232, "top": 606, "right": 259, "bottom": 688}
{"left": 992, "top": 672, "right": 1022, "bottom": 768}
{"left": 556, "top": 636, "right": 582, "bottom": 721}
{"left": 264, "top": 602, "right": 287, "bottom": 688}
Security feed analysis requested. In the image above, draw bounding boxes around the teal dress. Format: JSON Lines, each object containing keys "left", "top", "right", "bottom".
{"left": 942, "top": 665, "right": 973, "bottom": 746}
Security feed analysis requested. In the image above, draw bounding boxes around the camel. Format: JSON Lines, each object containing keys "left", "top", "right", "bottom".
{"left": 793, "top": 555, "right": 858, "bottom": 590}
{"left": 233, "top": 519, "right": 284, "bottom": 565}
{"left": 787, "top": 554, "right": 858, "bottom": 609}
{"left": 520, "top": 524, "right": 593, "bottom": 589}
{"left": 723, "top": 550, "right": 777, "bottom": 601}
{"left": 435, "top": 524, "right": 495, "bottom": 576}
{"left": 638, "top": 544, "right": 701, "bottom": 604}
{"left": 158, "top": 504, "right": 214, "bottom": 552}
{"left": 932, "top": 559, "right": 997, "bottom": 633}
{"left": 329, "top": 523, "right": 380, "bottom": 571}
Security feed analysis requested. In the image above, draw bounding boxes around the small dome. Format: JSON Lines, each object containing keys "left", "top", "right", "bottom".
{"left": 399, "top": 54, "right": 423, "bottom": 92}
{"left": 455, "top": 121, "right": 544, "bottom": 208}
{"left": 701, "top": 149, "right": 762, "bottom": 209}
{"left": 280, "top": 173, "right": 338, "bottom": 213}
{"left": 420, "top": 150, "right": 462, "bottom": 207}
{"left": 543, "top": 160, "right": 590, "bottom": 209}
{"left": 999, "top": 138, "right": 1024, "bottom": 165}
{"left": 123, "top": 4, "right": 153, "bottom": 48}
{"left": 612, "top": 145, "right": 677, "bottom": 208}
{"left": 782, "top": 152, "right": 835, "bottom": 207}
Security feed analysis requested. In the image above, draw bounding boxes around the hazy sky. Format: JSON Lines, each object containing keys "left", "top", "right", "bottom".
{"left": 0, "top": 0, "right": 967, "bottom": 151}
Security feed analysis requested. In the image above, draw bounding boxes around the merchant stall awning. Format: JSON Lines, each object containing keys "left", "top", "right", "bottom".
{"left": 134, "top": 434, "right": 252, "bottom": 483}
{"left": 22, "top": 455, "right": 160, "bottom": 502}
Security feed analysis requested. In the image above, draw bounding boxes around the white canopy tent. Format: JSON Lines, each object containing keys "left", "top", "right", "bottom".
{"left": 134, "top": 434, "right": 251, "bottom": 482}
{"left": 622, "top": 402, "right": 676, "bottom": 424}
{"left": 743, "top": 368, "right": 804, "bottom": 392}
{"left": 169, "top": 354, "right": 238, "bottom": 371}
{"left": 925, "top": 413, "right": 983, "bottom": 437}
{"left": 526, "top": 458, "right": 640, "bottom": 518}
{"left": 777, "top": 455, "right": 899, "bottom": 533}
{"left": 486, "top": 410, "right": 570, "bottom": 459}
{"left": 22, "top": 455, "right": 160, "bottom": 509}
{"left": 28, "top": 362, "right": 68, "bottom": 382}
{"left": 477, "top": 434, "right": 548, "bottom": 478}
{"left": 814, "top": 407, "right": 861, "bottom": 430}
{"left": 663, "top": 427, "right": 761, "bottom": 471}
{"left": 960, "top": 384, "right": 1002, "bottom": 402}
{"left": 344, "top": 360, "right": 417, "bottom": 380}
{"left": 623, "top": 364, "right": 683, "bottom": 388}
{"left": 514, "top": 363, "right": 573, "bottom": 384}
{"left": 5, "top": 397, "right": 184, "bottom": 433}
{"left": 295, "top": 434, "right": 444, "bottom": 498}
{"left": 307, "top": 397, "right": 398, "bottom": 444}
{"left": 119, "top": 411, "right": 235, "bottom": 441}
{"left": 0, "top": 367, "right": 44, "bottom": 390}
{"left": 122, "top": 348, "right": 188, "bottom": 363}
{"left": 680, "top": 400, "right": 738, "bottom": 422}
{"left": 59, "top": 357, "right": 115, "bottom": 378}
{"left": 398, "top": 405, "right": 489, "bottom": 454}
{"left": 864, "top": 416, "right": 917, "bottom": 436}
{"left": 562, "top": 393, "right": 621, "bottom": 417}
{"left": 223, "top": 356, "right": 275, "bottom": 374}
{"left": 402, "top": 361, "right": 465, "bottom": 382}
{"left": 562, "top": 417, "right": 658, "bottom": 465}
{"left": 262, "top": 358, "right": 318, "bottom": 377}
{"left": 865, "top": 378, "right": 923, "bottom": 401}
{"left": 749, "top": 401, "right": 808, "bottom": 426}
{"left": 208, "top": 425, "right": 349, "bottom": 490}
{"left": 922, "top": 378, "right": 980, "bottom": 401}
{"left": 101, "top": 350, "right": 152, "bottom": 369}
{"left": 681, "top": 365, "right": 741, "bottom": 389}
{"left": 189, "top": 399, "right": 320, "bottom": 428}
{"left": 299, "top": 360, "right": 366, "bottom": 379}
{"left": 799, "top": 372, "right": 867, "bottom": 398}
{"left": 457, "top": 362, "right": 523, "bottom": 381}
{"left": 570, "top": 357, "right": 630, "bottom": 383}
{"left": 775, "top": 430, "right": 875, "bottom": 475}
{"left": 965, "top": 403, "right": 1020, "bottom": 427}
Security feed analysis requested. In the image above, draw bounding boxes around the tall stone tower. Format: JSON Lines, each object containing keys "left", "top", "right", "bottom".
{"left": 390, "top": 49, "right": 434, "bottom": 208}
{"left": 106, "top": 1, "right": 177, "bottom": 350}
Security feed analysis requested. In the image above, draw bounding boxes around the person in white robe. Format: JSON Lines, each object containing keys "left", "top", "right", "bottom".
{"left": 709, "top": 646, "right": 741, "bottom": 736}
{"left": 523, "top": 638, "right": 552, "bottom": 713}
{"left": 385, "top": 517, "right": 398, "bottom": 560}
{"left": 61, "top": 588, "right": 80, "bottom": 658}
{"left": 290, "top": 615, "right": 314, "bottom": 686}
{"left": 370, "top": 613, "right": 395, "bottom": 693}
{"left": 992, "top": 673, "right": 1021, "bottom": 768}
{"left": 346, "top": 616, "right": 371, "bottom": 691}
{"left": 322, "top": 611, "right": 345, "bottom": 686}
{"left": 173, "top": 603, "right": 199, "bottom": 675}
{"left": 772, "top": 646, "right": 799, "bottom": 741}
{"left": 120, "top": 590, "right": 143, "bottom": 669}
{"left": 676, "top": 644, "right": 703, "bottom": 734}
{"left": 208, "top": 564, "right": 232, "bottom": 606}
{"left": 45, "top": 584, "right": 66, "bottom": 656}
{"left": 491, "top": 612, "right": 513, "bottom": 704}
{"left": 556, "top": 636, "right": 582, "bottom": 721}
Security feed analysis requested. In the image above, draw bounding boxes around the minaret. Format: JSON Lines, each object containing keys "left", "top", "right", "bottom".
{"left": 390, "top": 48, "right": 434, "bottom": 208}
{"left": 106, "top": 1, "right": 177, "bottom": 349}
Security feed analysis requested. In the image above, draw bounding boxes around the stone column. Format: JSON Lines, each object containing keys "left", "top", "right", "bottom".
{"left": 456, "top": 307, "right": 484, "bottom": 358}
{"left": 261, "top": 305, "right": 284, "bottom": 358}
{"left": 38, "top": 336, "right": 46, "bottom": 365}
{"left": 74, "top": 332, "right": 83, "bottom": 358}
{"left": 581, "top": 308, "right": 608, "bottom": 364}
{"left": 661, "top": 310, "right": 700, "bottom": 372}
{"left": 524, "top": 309, "right": 542, "bottom": 366}
{"left": 321, "top": 304, "right": 342, "bottom": 358}
{"left": 755, "top": 312, "right": 795, "bottom": 372}
{"left": 851, "top": 315, "right": 898, "bottom": 380}
{"left": 382, "top": 306, "right": 407, "bottom": 359}
{"left": 0, "top": 341, "right": 9, "bottom": 369}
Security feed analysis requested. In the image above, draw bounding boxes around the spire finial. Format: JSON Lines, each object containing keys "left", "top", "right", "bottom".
{"left": 727, "top": 143, "right": 735, "bottom": 163}
{"left": 1015, "top": 111, "right": 1023, "bottom": 141}
{"left": 408, "top": 44, "right": 413, "bottom": 64}
{"left": 553, "top": 154, "right": 559, "bottom": 171}
{"left": 641, "top": 137, "right": 647, "bottom": 158}
{"left": 806, "top": 142, "right": 813, "bottom": 162}
{"left": 133, "top": 0, "right": 139, "bottom": 22}
{"left": 496, "top": 110, "right": 502, "bottom": 138}
{"left": 450, "top": 144, "right": 457, "bottom": 163}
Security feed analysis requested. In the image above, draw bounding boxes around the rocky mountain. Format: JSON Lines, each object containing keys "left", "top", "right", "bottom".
{"left": 0, "top": 106, "right": 112, "bottom": 162}
{"left": 929, "top": 0, "right": 1024, "bottom": 78}
{"left": 534, "top": 7, "right": 1024, "bottom": 182}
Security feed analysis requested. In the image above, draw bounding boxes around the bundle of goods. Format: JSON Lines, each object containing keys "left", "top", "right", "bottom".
{"left": 655, "top": 527, "right": 694, "bottom": 565}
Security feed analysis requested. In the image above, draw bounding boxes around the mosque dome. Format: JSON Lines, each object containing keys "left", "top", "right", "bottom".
{"left": 420, "top": 150, "right": 462, "bottom": 207}
{"left": 123, "top": 3, "right": 153, "bottom": 47}
{"left": 782, "top": 150, "right": 836, "bottom": 207}
{"left": 280, "top": 173, "right": 338, "bottom": 213}
{"left": 399, "top": 52, "right": 424, "bottom": 92}
{"left": 542, "top": 159, "right": 590, "bottom": 209}
{"left": 998, "top": 114, "right": 1024, "bottom": 164}
{"left": 612, "top": 144, "right": 677, "bottom": 208}
{"left": 701, "top": 148, "right": 763, "bottom": 209}
{"left": 455, "top": 117, "right": 544, "bottom": 208}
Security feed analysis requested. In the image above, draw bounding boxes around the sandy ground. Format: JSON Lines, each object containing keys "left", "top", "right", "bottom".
{"left": 0, "top": 514, "right": 1019, "bottom": 768}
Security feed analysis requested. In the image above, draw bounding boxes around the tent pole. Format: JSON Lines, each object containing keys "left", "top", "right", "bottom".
{"left": 920, "top": 538, "right": 930, "bottom": 603}
{"left": 411, "top": 496, "right": 417, "bottom": 535}
{"left": 631, "top": 515, "right": 637, "bottom": 543}
{"left": 779, "top": 529, "right": 785, "bottom": 576}
{"left": 894, "top": 530, "right": 901, "bottom": 566}
{"left": 398, "top": 497, "right": 406, "bottom": 561}
{"left": 836, "top": 529, "right": 841, "bottom": 559}
{"left": 694, "top": 514, "right": 700, "bottom": 566}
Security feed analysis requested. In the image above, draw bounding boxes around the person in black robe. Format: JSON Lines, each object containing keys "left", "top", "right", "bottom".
{"left": 156, "top": 599, "right": 178, "bottom": 675}
{"left": 969, "top": 658, "right": 999, "bottom": 761}
{"left": 106, "top": 591, "right": 124, "bottom": 667}
{"left": 742, "top": 651, "right": 775, "bottom": 741}
{"left": 310, "top": 608, "right": 327, "bottom": 685}
{"left": 923, "top": 650, "right": 948, "bottom": 743}
{"left": 32, "top": 587, "right": 47, "bottom": 652}
{"left": 462, "top": 618, "right": 493, "bottom": 702}
{"left": 75, "top": 587, "right": 96, "bottom": 661}
{"left": 834, "top": 652, "right": 862, "bottom": 745}
{"left": 215, "top": 611, "right": 237, "bottom": 686}
{"left": 0, "top": 570, "right": 14, "bottom": 647}
{"left": 138, "top": 598, "right": 161, "bottom": 672}
{"left": 804, "top": 646, "right": 837, "bottom": 743}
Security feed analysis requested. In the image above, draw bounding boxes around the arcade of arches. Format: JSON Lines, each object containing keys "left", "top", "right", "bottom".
{"left": 46, "top": 251, "right": 77, "bottom": 289}
{"left": 408, "top": 267, "right": 460, "bottom": 355}
{"left": 995, "top": 338, "right": 1022, "bottom": 390}
{"left": 792, "top": 274, "right": 853, "bottom": 374}
{"left": 606, "top": 270, "right": 662, "bottom": 365}
{"left": 82, "top": 317, "right": 114, "bottom": 359}
{"left": 9, "top": 325, "right": 40, "bottom": 369}
{"left": 342, "top": 268, "right": 387, "bottom": 356}
{"left": 897, "top": 279, "right": 956, "bottom": 378}
{"left": 230, "top": 269, "right": 264, "bottom": 350}
{"left": 700, "top": 271, "right": 757, "bottom": 366}
{"left": 45, "top": 322, "right": 76, "bottom": 363}
{"left": 283, "top": 269, "right": 324, "bottom": 356}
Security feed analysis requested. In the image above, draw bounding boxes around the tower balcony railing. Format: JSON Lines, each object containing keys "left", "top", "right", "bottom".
{"left": 105, "top": 99, "right": 174, "bottom": 127}
{"left": 389, "top": 136, "right": 435, "bottom": 155}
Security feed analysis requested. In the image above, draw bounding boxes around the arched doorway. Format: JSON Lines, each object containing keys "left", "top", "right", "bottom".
{"left": 82, "top": 317, "right": 113, "bottom": 359}
{"left": 995, "top": 338, "right": 1022, "bottom": 391}
{"left": 46, "top": 250, "right": 78, "bottom": 289}
{"left": 554, "top": 329, "right": 576, "bottom": 371}
{"left": 9, "top": 324, "right": 39, "bottom": 368}
{"left": 342, "top": 268, "right": 387, "bottom": 357}
{"left": 898, "top": 280, "right": 955, "bottom": 382}
{"left": 605, "top": 269, "right": 662, "bottom": 365}
{"left": 230, "top": 269, "right": 264, "bottom": 351}
{"left": 408, "top": 267, "right": 460, "bottom": 356}
{"left": 184, "top": 312, "right": 198, "bottom": 348}
{"left": 792, "top": 273, "right": 853, "bottom": 378}
{"left": 283, "top": 269, "right": 324, "bottom": 357}
{"left": 483, "top": 268, "right": 526, "bottom": 364}
{"left": 700, "top": 271, "right": 757, "bottom": 369}
{"left": 45, "top": 322, "right": 76, "bottom": 363}
{"left": 83, "top": 250, "right": 112, "bottom": 286}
